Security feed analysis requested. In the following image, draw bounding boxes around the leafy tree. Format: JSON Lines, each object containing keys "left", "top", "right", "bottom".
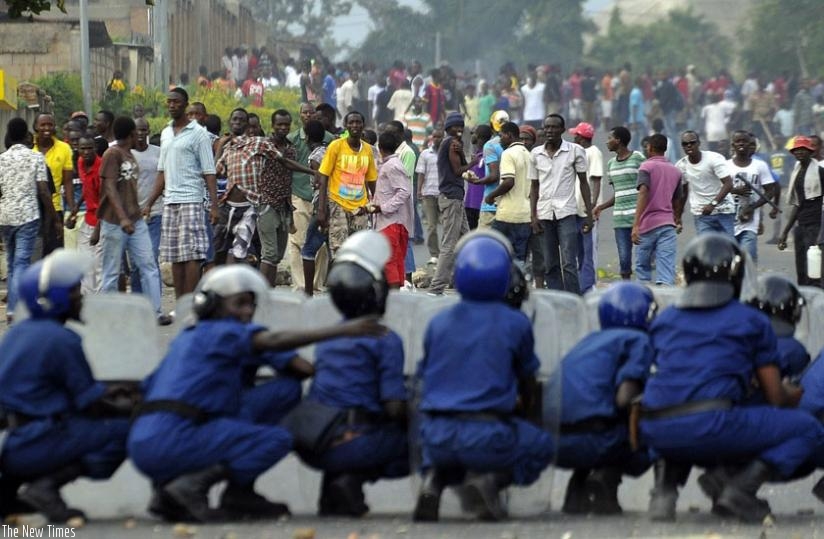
{"left": 34, "top": 72, "right": 82, "bottom": 126}
{"left": 3, "top": 0, "right": 65, "bottom": 20}
{"left": 241, "top": 0, "right": 354, "bottom": 49}
{"left": 354, "top": 0, "right": 591, "bottom": 73}
{"left": 588, "top": 7, "right": 731, "bottom": 77}
{"left": 740, "top": 0, "right": 824, "bottom": 78}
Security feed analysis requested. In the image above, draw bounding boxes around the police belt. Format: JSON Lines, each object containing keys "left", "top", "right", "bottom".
{"left": 344, "top": 408, "right": 386, "bottom": 426}
{"left": 559, "top": 416, "right": 620, "bottom": 434}
{"left": 640, "top": 398, "right": 732, "bottom": 421}
{"left": 425, "top": 411, "right": 510, "bottom": 422}
{"left": 133, "top": 400, "right": 212, "bottom": 425}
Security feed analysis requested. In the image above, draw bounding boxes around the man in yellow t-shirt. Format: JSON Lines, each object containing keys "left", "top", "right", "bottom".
{"left": 317, "top": 111, "right": 378, "bottom": 257}
{"left": 33, "top": 113, "right": 74, "bottom": 253}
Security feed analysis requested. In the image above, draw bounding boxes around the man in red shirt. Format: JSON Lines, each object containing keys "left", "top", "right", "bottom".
{"left": 76, "top": 135, "right": 103, "bottom": 294}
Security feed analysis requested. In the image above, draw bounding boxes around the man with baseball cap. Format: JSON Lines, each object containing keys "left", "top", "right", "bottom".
{"left": 778, "top": 135, "right": 824, "bottom": 287}
{"left": 569, "top": 122, "right": 603, "bottom": 293}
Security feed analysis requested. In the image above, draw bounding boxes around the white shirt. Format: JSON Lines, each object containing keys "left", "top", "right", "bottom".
{"left": 521, "top": 82, "right": 546, "bottom": 122}
{"left": 577, "top": 144, "right": 604, "bottom": 215}
{"left": 529, "top": 140, "right": 589, "bottom": 220}
{"left": 727, "top": 157, "right": 775, "bottom": 235}
{"left": 415, "top": 147, "right": 440, "bottom": 197}
{"left": 284, "top": 66, "right": 300, "bottom": 88}
{"left": 676, "top": 150, "right": 733, "bottom": 215}
{"left": 702, "top": 102, "right": 729, "bottom": 142}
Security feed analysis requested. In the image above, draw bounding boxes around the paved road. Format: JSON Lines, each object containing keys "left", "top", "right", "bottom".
{"left": 1, "top": 134, "right": 820, "bottom": 537}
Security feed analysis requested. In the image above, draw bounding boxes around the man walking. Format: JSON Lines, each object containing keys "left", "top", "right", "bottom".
{"left": 675, "top": 131, "right": 734, "bottom": 237}
{"left": 0, "top": 118, "right": 57, "bottom": 324}
{"left": 145, "top": 88, "right": 218, "bottom": 298}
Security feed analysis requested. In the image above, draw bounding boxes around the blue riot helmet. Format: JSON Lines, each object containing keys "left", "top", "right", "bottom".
{"left": 18, "top": 249, "right": 92, "bottom": 320}
{"left": 746, "top": 274, "right": 804, "bottom": 337}
{"left": 677, "top": 232, "right": 745, "bottom": 309}
{"left": 328, "top": 230, "right": 391, "bottom": 318}
{"left": 598, "top": 282, "right": 658, "bottom": 330}
{"left": 454, "top": 229, "right": 513, "bottom": 302}
{"left": 193, "top": 264, "right": 270, "bottom": 319}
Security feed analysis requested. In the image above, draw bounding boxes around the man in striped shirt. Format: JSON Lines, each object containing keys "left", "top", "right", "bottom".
{"left": 594, "top": 126, "right": 645, "bottom": 280}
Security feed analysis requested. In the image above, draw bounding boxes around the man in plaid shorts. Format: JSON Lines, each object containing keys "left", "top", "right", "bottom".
{"left": 145, "top": 87, "right": 218, "bottom": 298}
{"left": 316, "top": 111, "right": 378, "bottom": 258}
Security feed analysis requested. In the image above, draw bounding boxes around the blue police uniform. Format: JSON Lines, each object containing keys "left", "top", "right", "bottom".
{"left": 300, "top": 330, "right": 409, "bottom": 478}
{"left": 0, "top": 319, "right": 128, "bottom": 480}
{"left": 545, "top": 328, "right": 653, "bottom": 475}
{"left": 799, "top": 352, "right": 824, "bottom": 468}
{"left": 128, "top": 319, "right": 298, "bottom": 485}
{"left": 417, "top": 301, "right": 553, "bottom": 486}
{"left": 640, "top": 301, "right": 824, "bottom": 479}
{"left": 777, "top": 336, "right": 810, "bottom": 381}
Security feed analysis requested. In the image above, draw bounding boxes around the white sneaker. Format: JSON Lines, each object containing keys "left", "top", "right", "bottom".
{"left": 428, "top": 257, "right": 438, "bottom": 265}
{"left": 401, "top": 280, "right": 414, "bottom": 292}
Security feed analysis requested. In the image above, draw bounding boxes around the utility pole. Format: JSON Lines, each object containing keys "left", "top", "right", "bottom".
{"left": 79, "top": 0, "right": 92, "bottom": 114}
{"left": 152, "top": 1, "right": 169, "bottom": 89}
{"left": 434, "top": 31, "right": 441, "bottom": 67}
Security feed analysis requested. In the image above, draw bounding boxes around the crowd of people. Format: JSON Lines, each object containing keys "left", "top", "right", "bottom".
{"left": 2, "top": 53, "right": 824, "bottom": 527}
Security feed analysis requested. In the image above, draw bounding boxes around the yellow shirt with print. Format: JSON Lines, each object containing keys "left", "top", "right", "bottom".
{"left": 34, "top": 137, "right": 73, "bottom": 212}
{"left": 318, "top": 138, "right": 378, "bottom": 212}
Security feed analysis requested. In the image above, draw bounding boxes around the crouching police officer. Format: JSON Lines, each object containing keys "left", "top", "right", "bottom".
{"left": 0, "top": 250, "right": 134, "bottom": 523}
{"left": 639, "top": 233, "right": 824, "bottom": 522}
{"left": 284, "top": 231, "right": 409, "bottom": 517}
{"left": 545, "top": 282, "right": 656, "bottom": 515}
{"left": 413, "top": 229, "right": 553, "bottom": 522}
{"left": 128, "top": 264, "right": 385, "bottom": 522}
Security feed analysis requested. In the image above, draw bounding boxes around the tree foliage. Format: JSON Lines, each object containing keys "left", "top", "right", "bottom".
{"left": 739, "top": 0, "right": 824, "bottom": 78}
{"left": 241, "top": 0, "right": 353, "bottom": 47}
{"left": 3, "top": 0, "right": 65, "bottom": 20}
{"left": 588, "top": 7, "right": 731, "bottom": 76}
{"left": 354, "top": 0, "right": 592, "bottom": 73}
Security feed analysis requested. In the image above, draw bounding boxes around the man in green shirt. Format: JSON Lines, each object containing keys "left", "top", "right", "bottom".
{"left": 287, "top": 102, "right": 335, "bottom": 292}
{"left": 594, "top": 126, "right": 645, "bottom": 280}
{"left": 477, "top": 82, "right": 496, "bottom": 129}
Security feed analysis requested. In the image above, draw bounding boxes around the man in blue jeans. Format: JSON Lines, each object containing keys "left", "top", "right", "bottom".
{"left": 631, "top": 134, "right": 684, "bottom": 285}
{"left": 0, "top": 117, "right": 59, "bottom": 324}
{"left": 675, "top": 131, "right": 734, "bottom": 237}
{"left": 97, "top": 117, "right": 171, "bottom": 325}
{"left": 130, "top": 117, "right": 163, "bottom": 293}
{"left": 529, "top": 114, "right": 593, "bottom": 294}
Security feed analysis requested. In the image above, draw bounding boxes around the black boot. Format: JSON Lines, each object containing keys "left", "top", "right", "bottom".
{"left": 586, "top": 467, "right": 623, "bottom": 514}
{"left": 648, "top": 460, "right": 689, "bottom": 522}
{"left": 813, "top": 475, "right": 824, "bottom": 504}
{"left": 163, "top": 464, "right": 230, "bottom": 523}
{"left": 220, "top": 482, "right": 290, "bottom": 520}
{"left": 715, "top": 460, "right": 774, "bottom": 523}
{"left": 561, "top": 469, "right": 591, "bottom": 514}
{"left": 461, "top": 472, "right": 508, "bottom": 521}
{"left": 317, "top": 473, "right": 339, "bottom": 517}
{"left": 413, "top": 469, "right": 445, "bottom": 522}
{"left": 0, "top": 476, "right": 34, "bottom": 517}
{"left": 324, "top": 474, "right": 369, "bottom": 517}
{"left": 147, "top": 484, "right": 192, "bottom": 522}
{"left": 17, "top": 463, "right": 86, "bottom": 523}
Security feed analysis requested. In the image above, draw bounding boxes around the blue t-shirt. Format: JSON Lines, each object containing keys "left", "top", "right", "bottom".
{"left": 308, "top": 330, "right": 406, "bottom": 414}
{"left": 545, "top": 328, "right": 653, "bottom": 429}
{"left": 0, "top": 319, "right": 105, "bottom": 416}
{"left": 481, "top": 136, "right": 503, "bottom": 213}
{"left": 418, "top": 301, "right": 539, "bottom": 413}
{"left": 141, "top": 319, "right": 296, "bottom": 416}
{"left": 642, "top": 301, "right": 780, "bottom": 408}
